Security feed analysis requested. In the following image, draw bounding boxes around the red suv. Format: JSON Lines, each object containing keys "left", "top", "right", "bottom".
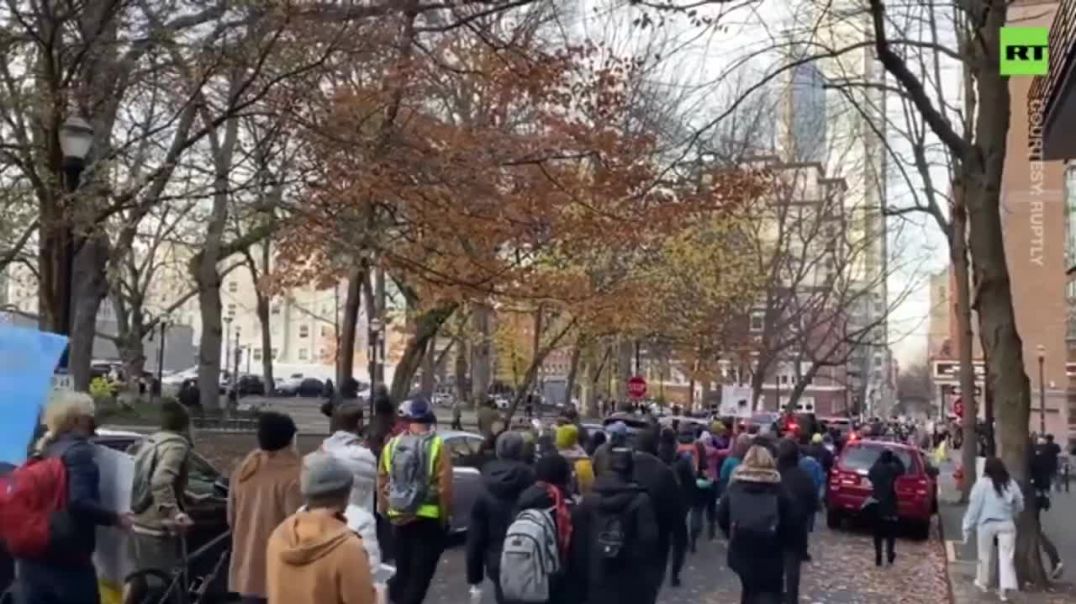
{"left": 825, "top": 440, "right": 939, "bottom": 539}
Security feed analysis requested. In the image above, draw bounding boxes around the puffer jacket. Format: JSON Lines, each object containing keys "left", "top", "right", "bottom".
{"left": 465, "top": 459, "right": 535, "bottom": 585}
{"left": 717, "top": 465, "right": 794, "bottom": 590}
{"left": 316, "top": 431, "right": 381, "bottom": 572}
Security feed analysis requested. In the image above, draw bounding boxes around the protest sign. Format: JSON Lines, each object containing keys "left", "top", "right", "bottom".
{"left": 94, "top": 444, "right": 135, "bottom": 604}
{"left": 0, "top": 325, "right": 68, "bottom": 465}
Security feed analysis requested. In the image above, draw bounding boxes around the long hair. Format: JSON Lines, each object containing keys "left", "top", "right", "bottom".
{"left": 983, "top": 456, "right": 1012, "bottom": 498}
{"left": 35, "top": 391, "right": 95, "bottom": 453}
{"left": 741, "top": 444, "right": 777, "bottom": 471}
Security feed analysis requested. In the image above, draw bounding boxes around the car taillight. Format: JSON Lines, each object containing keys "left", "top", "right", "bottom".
{"left": 914, "top": 476, "right": 929, "bottom": 497}
{"left": 836, "top": 470, "right": 860, "bottom": 487}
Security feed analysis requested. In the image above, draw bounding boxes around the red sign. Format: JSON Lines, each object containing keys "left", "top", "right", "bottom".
{"left": 952, "top": 398, "right": 964, "bottom": 418}
{"left": 628, "top": 375, "right": 647, "bottom": 399}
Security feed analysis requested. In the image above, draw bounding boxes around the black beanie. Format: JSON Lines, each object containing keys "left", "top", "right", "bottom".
{"left": 160, "top": 400, "right": 191, "bottom": 433}
{"left": 257, "top": 412, "right": 297, "bottom": 452}
{"left": 535, "top": 453, "right": 571, "bottom": 488}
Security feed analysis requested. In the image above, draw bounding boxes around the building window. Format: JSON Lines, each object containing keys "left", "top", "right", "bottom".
{"left": 318, "top": 347, "right": 326, "bottom": 359}
{"left": 298, "top": 348, "right": 308, "bottom": 360}
{"left": 321, "top": 325, "right": 331, "bottom": 337}
{"left": 271, "top": 303, "right": 281, "bottom": 315}
{"left": 228, "top": 281, "right": 238, "bottom": 293}
{"left": 749, "top": 310, "right": 765, "bottom": 332}
{"left": 227, "top": 303, "right": 236, "bottom": 317}
{"left": 271, "top": 347, "right": 278, "bottom": 360}
{"left": 299, "top": 325, "right": 309, "bottom": 338}
{"left": 253, "top": 348, "right": 262, "bottom": 361}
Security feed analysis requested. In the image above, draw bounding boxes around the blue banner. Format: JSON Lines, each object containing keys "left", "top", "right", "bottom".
{"left": 0, "top": 325, "right": 68, "bottom": 465}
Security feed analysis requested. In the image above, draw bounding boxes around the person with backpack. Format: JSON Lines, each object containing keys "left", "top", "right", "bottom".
{"left": 718, "top": 445, "right": 793, "bottom": 604}
{"left": 228, "top": 412, "right": 303, "bottom": 604}
{"left": 125, "top": 400, "right": 194, "bottom": 604}
{"left": 718, "top": 434, "right": 753, "bottom": 499}
{"left": 630, "top": 427, "right": 687, "bottom": 595}
{"left": 555, "top": 424, "right": 594, "bottom": 498}
{"left": 867, "top": 449, "right": 905, "bottom": 567}
{"left": 796, "top": 443, "right": 825, "bottom": 538}
{"left": 572, "top": 447, "right": 658, "bottom": 604}
{"left": 673, "top": 424, "right": 710, "bottom": 553}
{"left": 8, "top": 392, "right": 131, "bottom": 604}
{"left": 377, "top": 397, "right": 453, "bottom": 604}
{"left": 466, "top": 431, "right": 536, "bottom": 603}
{"left": 267, "top": 453, "right": 376, "bottom": 604}
{"left": 506, "top": 454, "right": 579, "bottom": 603}
{"left": 775, "top": 439, "right": 817, "bottom": 603}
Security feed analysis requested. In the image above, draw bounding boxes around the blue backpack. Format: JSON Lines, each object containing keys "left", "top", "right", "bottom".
{"left": 799, "top": 455, "right": 825, "bottom": 493}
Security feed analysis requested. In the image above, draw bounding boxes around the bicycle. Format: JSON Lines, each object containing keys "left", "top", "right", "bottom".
{"left": 125, "top": 529, "right": 231, "bottom": 604}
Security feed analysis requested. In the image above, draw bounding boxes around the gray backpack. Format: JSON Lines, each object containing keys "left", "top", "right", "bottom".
{"left": 129, "top": 434, "right": 188, "bottom": 514}
{"left": 499, "top": 509, "right": 560, "bottom": 602}
{"left": 387, "top": 433, "right": 435, "bottom": 515}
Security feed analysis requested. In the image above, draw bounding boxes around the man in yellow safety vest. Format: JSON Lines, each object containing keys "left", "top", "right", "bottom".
{"left": 377, "top": 396, "right": 453, "bottom": 604}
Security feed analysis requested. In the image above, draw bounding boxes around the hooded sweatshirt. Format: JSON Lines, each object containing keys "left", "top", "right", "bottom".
{"left": 717, "top": 465, "right": 793, "bottom": 589}
{"left": 314, "top": 431, "right": 381, "bottom": 572}
{"left": 573, "top": 474, "right": 658, "bottom": 604}
{"left": 131, "top": 430, "right": 191, "bottom": 536}
{"left": 465, "top": 458, "right": 535, "bottom": 584}
{"left": 228, "top": 448, "right": 303, "bottom": 598}
{"left": 267, "top": 509, "right": 375, "bottom": 604}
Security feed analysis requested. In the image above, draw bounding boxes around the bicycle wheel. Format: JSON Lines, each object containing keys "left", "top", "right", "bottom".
{"left": 125, "top": 568, "right": 186, "bottom": 604}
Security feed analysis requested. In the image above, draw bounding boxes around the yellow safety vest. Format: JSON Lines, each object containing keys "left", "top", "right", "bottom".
{"left": 383, "top": 434, "right": 444, "bottom": 519}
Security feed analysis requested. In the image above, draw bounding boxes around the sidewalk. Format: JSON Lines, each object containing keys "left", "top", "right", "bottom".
{"left": 938, "top": 461, "right": 1076, "bottom": 603}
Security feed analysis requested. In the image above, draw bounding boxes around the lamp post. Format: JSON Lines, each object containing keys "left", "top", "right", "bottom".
{"left": 233, "top": 326, "right": 241, "bottom": 393}
{"left": 223, "top": 316, "right": 233, "bottom": 378}
{"left": 368, "top": 317, "right": 383, "bottom": 396}
{"left": 1038, "top": 344, "right": 1047, "bottom": 435}
{"left": 56, "top": 116, "right": 94, "bottom": 369}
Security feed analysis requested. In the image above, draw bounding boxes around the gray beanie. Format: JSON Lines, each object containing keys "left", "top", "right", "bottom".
{"left": 496, "top": 431, "right": 526, "bottom": 461}
{"left": 302, "top": 453, "right": 354, "bottom": 499}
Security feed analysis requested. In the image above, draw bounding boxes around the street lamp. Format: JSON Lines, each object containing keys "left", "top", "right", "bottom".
{"left": 155, "top": 315, "right": 171, "bottom": 400}
{"left": 368, "top": 317, "right": 383, "bottom": 403}
{"left": 56, "top": 115, "right": 93, "bottom": 369}
{"left": 1037, "top": 344, "right": 1047, "bottom": 435}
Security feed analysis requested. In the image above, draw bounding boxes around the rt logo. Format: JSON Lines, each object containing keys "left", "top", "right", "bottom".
{"left": 1000, "top": 27, "right": 1049, "bottom": 76}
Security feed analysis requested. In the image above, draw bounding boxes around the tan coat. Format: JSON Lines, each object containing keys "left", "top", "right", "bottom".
{"left": 267, "top": 509, "right": 375, "bottom": 604}
{"left": 228, "top": 449, "right": 303, "bottom": 598}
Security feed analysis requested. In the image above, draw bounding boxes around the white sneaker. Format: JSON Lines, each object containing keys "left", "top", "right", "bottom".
{"left": 1051, "top": 561, "right": 1064, "bottom": 579}
{"left": 973, "top": 580, "right": 989, "bottom": 593}
{"left": 997, "top": 589, "right": 1009, "bottom": 602}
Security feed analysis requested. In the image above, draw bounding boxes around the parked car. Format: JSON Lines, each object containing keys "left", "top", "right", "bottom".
{"left": 439, "top": 430, "right": 496, "bottom": 533}
{"left": 825, "top": 440, "right": 939, "bottom": 539}
{"left": 0, "top": 429, "right": 230, "bottom": 600}
{"left": 296, "top": 377, "right": 324, "bottom": 398}
{"left": 234, "top": 374, "right": 266, "bottom": 397}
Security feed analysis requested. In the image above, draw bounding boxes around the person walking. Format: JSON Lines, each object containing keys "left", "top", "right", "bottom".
{"left": 378, "top": 397, "right": 453, "bottom": 604}
{"left": 451, "top": 399, "right": 464, "bottom": 431}
{"left": 673, "top": 424, "right": 709, "bottom": 553}
{"left": 592, "top": 421, "right": 628, "bottom": 476}
{"left": 317, "top": 404, "right": 381, "bottom": 574}
{"left": 555, "top": 424, "right": 595, "bottom": 498}
{"left": 228, "top": 412, "right": 304, "bottom": 604}
{"left": 962, "top": 457, "right": 1023, "bottom": 602}
{"left": 478, "top": 398, "right": 501, "bottom": 440}
{"left": 805, "top": 433, "right": 834, "bottom": 477}
{"left": 125, "top": 400, "right": 194, "bottom": 604}
{"left": 466, "top": 432, "right": 536, "bottom": 603}
{"left": 572, "top": 448, "right": 658, "bottom": 604}
{"left": 267, "top": 454, "right": 375, "bottom": 604}
{"left": 719, "top": 434, "right": 753, "bottom": 498}
{"left": 631, "top": 427, "right": 688, "bottom": 594}
{"left": 718, "top": 445, "right": 793, "bottom": 604}
{"left": 867, "top": 449, "right": 905, "bottom": 566}
{"left": 510, "top": 454, "right": 580, "bottom": 603}
{"left": 12, "top": 392, "right": 131, "bottom": 604}
{"left": 776, "top": 439, "right": 818, "bottom": 603}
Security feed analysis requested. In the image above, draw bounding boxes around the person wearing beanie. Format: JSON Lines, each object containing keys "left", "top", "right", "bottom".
{"left": 573, "top": 447, "right": 658, "bottom": 604}
{"left": 125, "top": 400, "right": 193, "bottom": 604}
{"left": 555, "top": 424, "right": 595, "bottom": 498}
{"left": 592, "top": 421, "right": 628, "bottom": 477}
{"left": 466, "top": 431, "right": 535, "bottom": 602}
{"left": 228, "top": 412, "right": 303, "bottom": 604}
{"left": 267, "top": 454, "right": 375, "bottom": 604}
{"left": 312, "top": 404, "right": 381, "bottom": 576}
{"left": 378, "top": 396, "right": 453, "bottom": 604}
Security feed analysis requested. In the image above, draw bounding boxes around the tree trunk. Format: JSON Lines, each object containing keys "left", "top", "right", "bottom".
{"left": 470, "top": 302, "right": 493, "bottom": 407}
{"left": 952, "top": 194, "right": 978, "bottom": 502}
{"left": 455, "top": 336, "right": 469, "bottom": 405}
{"left": 255, "top": 290, "right": 273, "bottom": 390}
{"left": 338, "top": 267, "right": 365, "bottom": 386}
{"left": 420, "top": 333, "right": 437, "bottom": 396}
{"left": 565, "top": 341, "right": 582, "bottom": 407}
{"left": 390, "top": 304, "right": 456, "bottom": 402}
{"left": 69, "top": 235, "right": 109, "bottom": 391}
{"left": 615, "top": 338, "right": 632, "bottom": 400}
{"left": 963, "top": 9, "right": 1042, "bottom": 579}
{"left": 503, "top": 318, "right": 577, "bottom": 426}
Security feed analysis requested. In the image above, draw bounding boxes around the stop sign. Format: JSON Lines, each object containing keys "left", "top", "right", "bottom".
{"left": 953, "top": 397, "right": 964, "bottom": 418}
{"left": 627, "top": 375, "right": 647, "bottom": 399}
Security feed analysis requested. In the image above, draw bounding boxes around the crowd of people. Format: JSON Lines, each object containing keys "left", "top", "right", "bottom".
{"left": 6, "top": 387, "right": 1072, "bottom": 604}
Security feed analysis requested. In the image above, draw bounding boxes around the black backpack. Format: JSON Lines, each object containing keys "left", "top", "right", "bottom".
{"left": 729, "top": 489, "right": 779, "bottom": 544}
{"left": 594, "top": 490, "right": 644, "bottom": 562}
